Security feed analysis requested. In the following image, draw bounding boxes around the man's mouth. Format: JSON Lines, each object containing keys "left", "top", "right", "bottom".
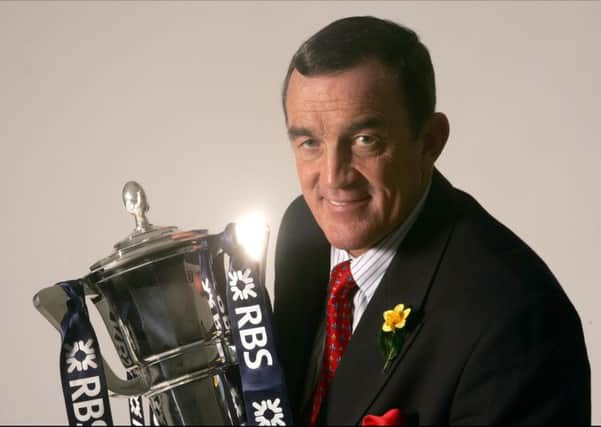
{"left": 324, "top": 197, "right": 370, "bottom": 208}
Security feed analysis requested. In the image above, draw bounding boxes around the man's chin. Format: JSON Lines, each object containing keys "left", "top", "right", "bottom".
{"left": 322, "top": 228, "right": 374, "bottom": 255}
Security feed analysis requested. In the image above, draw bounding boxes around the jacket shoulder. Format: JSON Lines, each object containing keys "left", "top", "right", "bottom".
{"left": 448, "top": 188, "right": 565, "bottom": 300}
{"left": 429, "top": 186, "right": 590, "bottom": 424}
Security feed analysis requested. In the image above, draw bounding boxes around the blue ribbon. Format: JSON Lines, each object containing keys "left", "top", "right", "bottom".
{"left": 58, "top": 280, "right": 114, "bottom": 426}
{"left": 127, "top": 371, "right": 145, "bottom": 426}
{"left": 223, "top": 247, "right": 293, "bottom": 426}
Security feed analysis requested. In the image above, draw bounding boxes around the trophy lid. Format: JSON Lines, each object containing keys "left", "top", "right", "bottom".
{"left": 89, "top": 181, "right": 207, "bottom": 273}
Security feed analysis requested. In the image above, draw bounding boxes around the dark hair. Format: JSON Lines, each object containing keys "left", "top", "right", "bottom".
{"left": 282, "top": 16, "right": 436, "bottom": 136}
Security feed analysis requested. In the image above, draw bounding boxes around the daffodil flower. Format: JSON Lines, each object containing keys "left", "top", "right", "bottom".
{"left": 379, "top": 303, "right": 413, "bottom": 372}
{"left": 382, "top": 304, "right": 411, "bottom": 332}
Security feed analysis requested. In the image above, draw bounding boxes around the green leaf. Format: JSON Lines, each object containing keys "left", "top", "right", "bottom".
{"left": 382, "top": 346, "right": 398, "bottom": 372}
{"left": 394, "top": 330, "right": 405, "bottom": 348}
{"left": 381, "top": 330, "right": 406, "bottom": 372}
{"left": 388, "top": 344, "right": 399, "bottom": 361}
{"left": 379, "top": 331, "right": 393, "bottom": 353}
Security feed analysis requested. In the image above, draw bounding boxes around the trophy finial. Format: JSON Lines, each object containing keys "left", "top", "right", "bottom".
{"left": 122, "top": 181, "right": 151, "bottom": 232}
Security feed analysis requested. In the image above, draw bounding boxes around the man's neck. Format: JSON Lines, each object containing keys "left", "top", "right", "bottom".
{"left": 347, "top": 176, "right": 432, "bottom": 257}
{"left": 336, "top": 179, "right": 432, "bottom": 261}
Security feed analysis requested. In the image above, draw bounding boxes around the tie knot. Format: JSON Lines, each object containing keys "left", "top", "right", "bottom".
{"left": 329, "top": 260, "right": 357, "bottom": 300}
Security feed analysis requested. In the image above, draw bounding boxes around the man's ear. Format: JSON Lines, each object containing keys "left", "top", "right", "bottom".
{"left": 420, "top": 112, "right": 449, "bottom": 164}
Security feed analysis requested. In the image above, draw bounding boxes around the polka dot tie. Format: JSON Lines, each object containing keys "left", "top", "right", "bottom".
{"left": 309, "top": 260, "right": 357, "bottom": 426}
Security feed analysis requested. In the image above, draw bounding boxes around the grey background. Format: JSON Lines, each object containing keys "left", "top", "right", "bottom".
{"left": 0, "top": 1, "right": 598, "bottom": 424}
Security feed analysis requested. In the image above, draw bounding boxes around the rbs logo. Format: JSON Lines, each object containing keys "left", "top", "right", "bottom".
{"left": 229, "top": 269, "right": 273, "bottom": 370}
{"left": 64, "top": 338, "right": 107, "bottom": 425}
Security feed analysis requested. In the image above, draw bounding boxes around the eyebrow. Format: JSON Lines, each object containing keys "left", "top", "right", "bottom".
{"left": 344, "top": 115, "right": 386, "bottom": 136}
{"left": 287, "top": 126, "right": 314, "bottom": 140}
{"left": 287, "top": 115, "right": 386, "bottom": 141}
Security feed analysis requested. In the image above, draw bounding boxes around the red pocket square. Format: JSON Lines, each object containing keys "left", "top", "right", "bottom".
{"left": 362, "top": 408, "right": 406, "bottom": 426}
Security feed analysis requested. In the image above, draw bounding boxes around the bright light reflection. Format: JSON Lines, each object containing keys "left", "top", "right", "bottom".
{"left": 235, "top": 213, "right": 269, "bottom": 261}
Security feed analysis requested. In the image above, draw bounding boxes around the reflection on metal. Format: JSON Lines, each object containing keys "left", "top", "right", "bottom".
{"left": 123, "top": 181, "right": 151, "bottom": 233}
{"left": 34, "top": 181, "right": 260, "bottom": 425}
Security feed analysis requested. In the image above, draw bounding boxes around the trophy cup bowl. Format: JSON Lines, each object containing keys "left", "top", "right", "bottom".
{"left": 33, "top": 181, "right": 267, "bottom": 425}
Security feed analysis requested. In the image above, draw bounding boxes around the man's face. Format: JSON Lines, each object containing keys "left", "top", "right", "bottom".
{"left": 285, "top": 60, "right": 435, "bottom": 256}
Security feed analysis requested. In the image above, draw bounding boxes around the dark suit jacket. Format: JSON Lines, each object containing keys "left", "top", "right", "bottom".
{"left": 273, "top": 170, "right": 590, "bottom": 425}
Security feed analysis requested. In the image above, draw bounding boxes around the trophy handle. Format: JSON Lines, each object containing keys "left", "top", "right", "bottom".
{"left": 33, "top": 285, "right": 149, "bottom": 396}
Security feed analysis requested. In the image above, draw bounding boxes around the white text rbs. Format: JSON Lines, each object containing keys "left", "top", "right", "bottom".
{"left": 65, "top": 339, "right": 106, "bottom": 425}
{"left": 235, "top": 304, "right": 273, "bottom": 369}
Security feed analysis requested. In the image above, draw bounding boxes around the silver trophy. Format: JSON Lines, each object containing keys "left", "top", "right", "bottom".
{"left": 33, "top": 181, "right": 271, "bottom": 425}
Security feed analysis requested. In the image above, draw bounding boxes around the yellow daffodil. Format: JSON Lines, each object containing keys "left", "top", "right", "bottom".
{"left": 379, "top": 303, "right": 413, "bottom": 371}
{"left": 382, "top": 304, "right": 411, "bottom": 332}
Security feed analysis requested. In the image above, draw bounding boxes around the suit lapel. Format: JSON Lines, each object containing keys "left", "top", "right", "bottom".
{"left": 324, "top": 171, "right": 459, "bottom": 425}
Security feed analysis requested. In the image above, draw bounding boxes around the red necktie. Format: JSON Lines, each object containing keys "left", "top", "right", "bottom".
{"left": 310, "top": 260, "right": 357, "bottom": 425}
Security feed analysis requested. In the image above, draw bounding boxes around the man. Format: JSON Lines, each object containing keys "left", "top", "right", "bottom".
{"left": 272, "top": 16, "right": 590, "bottom": 426}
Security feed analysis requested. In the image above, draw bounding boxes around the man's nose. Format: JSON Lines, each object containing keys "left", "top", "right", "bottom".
{"left": 322, "top": 144, "right": 356, "bottom": 189}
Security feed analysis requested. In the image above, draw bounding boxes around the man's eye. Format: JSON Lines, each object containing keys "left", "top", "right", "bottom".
{"left": 299, "top": 139, "right": 318, "bottom": 149}
{"left": 355, "top": 135, "right": 379, "bottom": 146}
{"left": 294, "top": 138, "right": 321, "bottom": 160}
